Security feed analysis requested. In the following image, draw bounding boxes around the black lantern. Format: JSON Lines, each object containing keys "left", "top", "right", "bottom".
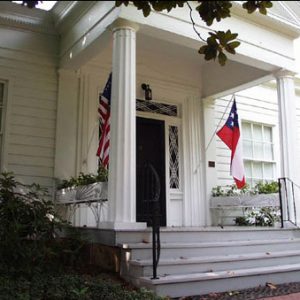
{"left": 141, "top": 83, "right": 152, "bottom": 101}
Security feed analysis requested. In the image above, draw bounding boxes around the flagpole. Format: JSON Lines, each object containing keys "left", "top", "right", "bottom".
{"left": 205, "top": 94, "right": 235, "bottom": 152}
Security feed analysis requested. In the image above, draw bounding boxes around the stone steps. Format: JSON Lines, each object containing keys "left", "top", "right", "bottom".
{"left": 119, "top": 227, "right": 300, "bottom": 297}
{"left": 115, "top": 226, "right": 300, "bottom": 244}
{"left": 139, "top": 263, "right": 300, "bottom": 298}
{"left": 124, "top": 238, "right": 300, "bottom": 259}
{"left": 129, "top": 250, "right": 300, "bottom": 277}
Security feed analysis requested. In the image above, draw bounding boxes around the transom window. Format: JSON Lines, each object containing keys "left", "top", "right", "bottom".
{"left": 242, "top": 122, "right": 275, "bottom": 187}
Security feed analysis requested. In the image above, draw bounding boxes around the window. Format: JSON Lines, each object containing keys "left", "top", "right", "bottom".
{"left": 242, "top": 122, "right": 275, "bottom": 187}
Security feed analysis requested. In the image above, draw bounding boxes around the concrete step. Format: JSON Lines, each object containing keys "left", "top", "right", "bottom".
{"left": 129, "top": 250, "right": 300, "bottom": 277}
{"left": 124, "top": 238, "right": 300, "bottom": 260}
{"left": 115, "top": 227, "right": 300, "bottom": 244}
{"left": 139, "top": 263, "right": 300, "bottom": 298}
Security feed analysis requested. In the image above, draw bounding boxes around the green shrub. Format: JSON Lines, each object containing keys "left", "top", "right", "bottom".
{"left": 0, "top": 274, "right": 165, "bottom": 300}
{"left": 254, "top": 181, "right": 279, "bottom": 194}
{"left": 0, "top": 172, "right": 85, "bottom": 276}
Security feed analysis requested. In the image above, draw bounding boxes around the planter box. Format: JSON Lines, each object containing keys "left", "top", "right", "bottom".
{"left": 55, "top": 182, "right": 108, "bottom": 227}
{"left": 56, "top": 182, "right": 108, "bottom": 204}
{"left": 210, "top": 193, "right": 279, "bottom": 226}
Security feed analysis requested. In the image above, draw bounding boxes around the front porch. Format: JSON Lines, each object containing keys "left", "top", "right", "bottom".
{"left": 54, "top": 1, "right": 300, "bottom": 231}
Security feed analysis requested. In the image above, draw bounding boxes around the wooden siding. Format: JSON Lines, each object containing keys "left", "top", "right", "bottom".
{"left": 0, "top": 31, "right": 58, "bottom": 194}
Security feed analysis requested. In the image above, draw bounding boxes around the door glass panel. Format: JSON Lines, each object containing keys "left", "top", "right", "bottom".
{"left": 169, "top": 126, "right": 179, "bottom": 189}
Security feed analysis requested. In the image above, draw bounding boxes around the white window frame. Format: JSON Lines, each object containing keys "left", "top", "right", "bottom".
{"left": 242, "top": 121, "right": 276, "bottom": 186}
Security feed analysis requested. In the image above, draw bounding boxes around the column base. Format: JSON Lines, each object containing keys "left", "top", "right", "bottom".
{"left": 99, "top": 221, "right": 147, "bottom": 230}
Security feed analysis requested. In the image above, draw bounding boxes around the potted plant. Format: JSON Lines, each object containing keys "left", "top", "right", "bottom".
{"left": 210, "top": 181, "right": 280, "bottom": 226}
{"left": 56, "top": 165, "right": 108, "bottom": 204}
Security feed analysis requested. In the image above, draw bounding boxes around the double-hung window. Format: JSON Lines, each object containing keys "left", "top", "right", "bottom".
{"left": 242, "top": 122, "right": 276, "bottom": 187}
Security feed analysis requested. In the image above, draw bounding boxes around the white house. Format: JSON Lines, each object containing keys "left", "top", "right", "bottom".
{"left": 2, "top": 1, "right": 300, "bottom": 297}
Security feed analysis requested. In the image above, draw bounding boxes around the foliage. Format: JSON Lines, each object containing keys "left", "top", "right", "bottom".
{"left": 0, "top": 273, "right": 165, "bottom": 300}
{"left": 235, "top": 207, "right": 280, "bottom": 226}
{"left": 0, "top": 172, "right": 85, "bottom": 276}
{"left": 57, "top": 165, "right": 108, "bottom": 190}
{"left": 254, "top": 181, "right": 279, "bottom": 194}
{"left": 211, "top": 181, "right": 278, "bottom": 197}
{"left": 116, "top": 1, "right": 273, "bottom": 65}
{"left": 18, "top": 0, "right": 39, "bottom": 8}
{"left": 16, "top": 0, "right": 273, "bottom": 66}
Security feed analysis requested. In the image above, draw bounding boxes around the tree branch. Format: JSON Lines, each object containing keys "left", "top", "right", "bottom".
{"left": 187, "top": 2, "right": 206, "bottom": 43}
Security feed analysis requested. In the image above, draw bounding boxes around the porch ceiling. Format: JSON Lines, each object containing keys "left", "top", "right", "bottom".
{"left": 88, "top": 32, "right": 274, "bottom": 99}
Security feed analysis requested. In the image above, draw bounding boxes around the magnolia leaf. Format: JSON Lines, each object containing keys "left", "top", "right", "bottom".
{"left": 242, "top": 1, "right": 273, "bottom": 15}
{"left": 196, "top": 1, "right": 232, "bottom": 26}
{"left": 218, "top": 51, "right": 227, "bottom": 66}
{"left": 266, "top": 282, "right": 277, "bottom": 289}
{"left": 115, "top": 1, "right": 129, "bottom": 7}
{"left": 198, "top": 45, "right": 207, "bottom": 54}
{"left": 259, "top": 6, "right": 267, "bottom": 15}
{"left": 225, "top": 41, "right": 240, "bottom": 54}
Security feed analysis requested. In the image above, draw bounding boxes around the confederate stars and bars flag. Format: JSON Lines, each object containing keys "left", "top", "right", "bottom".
{"left": 217, "top": 98, "right": 246, "bottom": 188}
{"left": 97, "top": 73, "right": 112, "bottom": 168}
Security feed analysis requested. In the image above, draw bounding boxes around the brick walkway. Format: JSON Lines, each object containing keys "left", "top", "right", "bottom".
{"left": 188, "top": 282, "right": 300, "bottom": 300}
{"left": 261, "top": 293, "right": 300, "bottom": 299}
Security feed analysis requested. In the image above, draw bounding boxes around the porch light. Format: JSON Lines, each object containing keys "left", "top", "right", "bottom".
{"left": 141, "top": 83, "right": 152, "bottom": 101}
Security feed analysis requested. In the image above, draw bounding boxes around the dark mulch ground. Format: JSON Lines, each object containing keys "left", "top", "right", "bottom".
{"left": 176, "top": 282, "right": 300, "bottom": 300}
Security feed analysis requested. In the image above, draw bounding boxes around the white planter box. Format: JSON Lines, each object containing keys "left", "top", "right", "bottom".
{"left": 210, "top": 193, "right": 280, "bottom": 226}
{"left": 56, "top": 182, "right": 108, "bottom": 204}
{"left": 55, "top": 182, "right": 108, "bottom": 227}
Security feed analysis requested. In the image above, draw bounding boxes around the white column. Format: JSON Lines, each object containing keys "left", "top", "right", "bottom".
{"left": 183, "top": 96, "right": 206, "bottom": 226}
{"left": 102, "top": 19, "right": 146, "bottom": 230}
{"left": 202, "top": 97, "right": 217, "bottom": 226}
{"left": 276, "top": 71, "right": 299, "bottom": 224}
{"left": 276, "top": 71, "right": 297, "bottom": 181}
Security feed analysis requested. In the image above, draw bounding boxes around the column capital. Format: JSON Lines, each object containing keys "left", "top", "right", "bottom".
{"left": 202, "top": 96, "right": 216, "bottom": 106}
{"left": 274, "top": 69, "right": 296, "bottom": 80}
{"left": 110, "top": 18, "right": 139, "bottom": 33}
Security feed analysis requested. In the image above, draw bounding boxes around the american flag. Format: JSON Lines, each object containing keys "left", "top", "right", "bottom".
{"left": 217, "top": 98, "right": 246, "bottom": 188}
{"left": 97, "top": 73, "right": 112, "bottom": 168}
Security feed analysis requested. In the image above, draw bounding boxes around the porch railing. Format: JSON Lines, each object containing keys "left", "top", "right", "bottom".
{"left": 143, "top": 162, "right": 161, "bottom": 279}
{"left": 278, "top": 177, "right": 299, "bottom": 228}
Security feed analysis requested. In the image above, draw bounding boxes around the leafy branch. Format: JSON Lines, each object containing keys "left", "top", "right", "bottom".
{"left": 17, "top": 0, "right": 273, "bottom": 66}
{"left": 116, "top": 1, "right": 273, "bottom": 65}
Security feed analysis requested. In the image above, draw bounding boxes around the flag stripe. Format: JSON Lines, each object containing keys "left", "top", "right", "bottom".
{"left": 97, "top": 73, "right": 112, "bottom": 168}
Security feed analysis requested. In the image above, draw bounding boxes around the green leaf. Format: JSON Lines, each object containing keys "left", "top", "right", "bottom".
{"left": 218, "top": 51, "right": 227, "bottom": 66}
{"left": 198, "top": 45, "right": 207, "bottom": 54}
{"left": 259, "top": 6, "right": 267, "bottom": 15}
{"left": 115, "top": 1, "right": 129, "bottom": 7}
{"left": 225, "top": 41, "right": 240, "bottom": 54}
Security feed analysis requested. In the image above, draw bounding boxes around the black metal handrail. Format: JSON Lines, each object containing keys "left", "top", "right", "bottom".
{"left": 143, "top": 163, "right": 161, "bottom": 279}
{"left": 278, "top": 177, "right": 299, "bottom": 228}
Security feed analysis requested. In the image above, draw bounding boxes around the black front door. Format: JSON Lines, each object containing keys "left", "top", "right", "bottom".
{"left": 136, "top": 117, "right": 166, "bottom": 226}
